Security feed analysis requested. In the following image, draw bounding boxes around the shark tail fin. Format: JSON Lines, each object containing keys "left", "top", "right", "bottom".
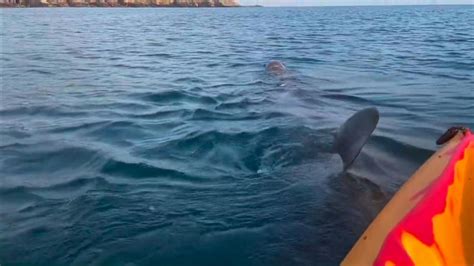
{"left": 333, "top": 107, "right": 379, "bottom": 170}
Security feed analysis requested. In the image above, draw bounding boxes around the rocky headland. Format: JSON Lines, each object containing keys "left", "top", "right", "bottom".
{"left": 0, "top": 0, "right": 237, "bottom": 7}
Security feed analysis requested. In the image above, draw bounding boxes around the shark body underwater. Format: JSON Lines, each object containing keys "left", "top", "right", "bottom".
{"left": 264, "top": 61, "right": 474, "bottom": 266}
{"left": 265, "top": 60, "right": 380, "bottom": 170}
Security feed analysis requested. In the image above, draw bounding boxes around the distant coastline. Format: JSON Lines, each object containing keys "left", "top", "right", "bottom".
{"left": 0, "top": 0, "right": 237, "bottom": 7}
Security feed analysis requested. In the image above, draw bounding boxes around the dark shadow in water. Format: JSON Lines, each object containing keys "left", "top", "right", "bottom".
{"left": 274, "top": 170, "right": 390, "bottom": 265}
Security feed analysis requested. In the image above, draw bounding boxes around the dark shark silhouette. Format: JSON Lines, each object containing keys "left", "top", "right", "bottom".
{"left": 265, "top": 60, "right": 379, "bottom": 170}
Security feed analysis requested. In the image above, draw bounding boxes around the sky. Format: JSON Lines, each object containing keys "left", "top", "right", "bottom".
{"left": 238, "top": 0, "right": 474, "bottom": 6}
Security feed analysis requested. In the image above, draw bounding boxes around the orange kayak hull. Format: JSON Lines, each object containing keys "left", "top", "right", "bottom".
{"left": 342, "top": 130, "right": 474, "bottom": 266}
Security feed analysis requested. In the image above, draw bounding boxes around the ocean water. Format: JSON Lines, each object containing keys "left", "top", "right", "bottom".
{"left": 1, "top": 5, "right": 473, "bottom": 265}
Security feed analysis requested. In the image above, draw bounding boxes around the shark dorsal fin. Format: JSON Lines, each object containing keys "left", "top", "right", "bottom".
{"left": 333, "top": 107, "right": 379, "bottom": 170}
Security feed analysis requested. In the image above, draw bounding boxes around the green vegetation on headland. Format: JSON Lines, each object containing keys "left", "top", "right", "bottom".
{"left": 0, "top": 0, "right": 237, "bottom": 7}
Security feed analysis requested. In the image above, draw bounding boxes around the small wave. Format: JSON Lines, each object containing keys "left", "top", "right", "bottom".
{"left": 1, "top": 143, "right": 105, "bottom": 177}
{"left": 131, "top": 109, "right": 192, "bottom": 120}
{"left": 190, "top": 108, "right": 287, "bottom": 121}
{"left": 100, "top": 159, "right": 203, "bottom": 181}
{"left": 321, "top": 93, "right": 375, "bottom": 105}
{"left": 173, "top": 77, "right": 207, "bottom": 84}
{"left": 370, "top": 135, "right": 434, "bottom": 165}
{"left": 138, "top": 53, "right": 174, "bottom": 58}
{"left": 140, "top": 90, "right": 218, "bottom": 105}
{"left": 80, "top": 101, "right": 155, "bottom": 112}
{"left": 205, "top": 80, "right": 270, "bottom": 89}
{"left": 147, "top": 41, "right": 164, "bottom": 47}
{"left": 48, "top": 121, "right": 110, "bottom": 134}
{"left": 111, "top": 64, "right": 154, "bottom": 71}
{"left": 205, "top": 62, "right": 221, "bottom": 67}
{"left": 283, "top": 56, "right": 323, "bottom": 64}
{"left": 0, "top": 128, "right": 31, "bottom": 142}
{"left": 25, "top": 69, "right": 53, "bottom": 75}
{"left": 191, "top": 108, "right": 235, "bottom": 120}
{"left": 215, "top": 98, "right": 272, "bottom": 111}
{"left": 397, "top": 69, "right": 470, "bottom": 81}
{"left": 0, "top": 186, "right": 44, "bottom": 203}
{"left": 0, "top": 106, "right": 88, "bottom": 118}
{"left": 75, "top": 54, "right": 102, "bottom": 60}
{"left": 228, "top": 62, "right": 264, "bottom": 69}
{"left": 0, "top": 186, "right": 44, "bottom": 213}
{"left": 0, "top": 177, "right": 112, "bottom": 206}
{"left": 80, "top": 121, "right": 150, "bottom": 146}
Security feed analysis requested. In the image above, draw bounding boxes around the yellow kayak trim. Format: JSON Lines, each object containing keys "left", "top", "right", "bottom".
{"left": 342, "top": 129, "right": 474, "bottom": 266}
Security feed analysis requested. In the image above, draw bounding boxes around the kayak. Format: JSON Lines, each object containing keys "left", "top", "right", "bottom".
{"left": 342, "top": 128, "right": 474, "bottom": 266}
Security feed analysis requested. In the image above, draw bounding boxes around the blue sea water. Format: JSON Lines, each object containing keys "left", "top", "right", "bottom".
{"left": 1, "top": 5, "right": 473, "bottom": 265}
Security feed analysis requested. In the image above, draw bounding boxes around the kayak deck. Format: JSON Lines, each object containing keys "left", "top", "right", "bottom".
{"left": 342, "top": 130, "right": 474, "bottom": 266}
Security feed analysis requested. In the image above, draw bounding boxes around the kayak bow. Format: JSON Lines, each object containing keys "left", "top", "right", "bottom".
{"left": 342, "top": 128, "right": 474, "bottom": 266}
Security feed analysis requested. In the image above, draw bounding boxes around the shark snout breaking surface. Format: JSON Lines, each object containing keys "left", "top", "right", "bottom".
{"left": 265, "top": 60, "right": 287, "bottom": 76}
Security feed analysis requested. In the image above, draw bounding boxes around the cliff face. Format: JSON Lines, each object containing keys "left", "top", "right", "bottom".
{"left": 0, "top": 0, "right": 237, "bottom": 6}
{"left": 173, "top": 0, "right": 235, "bottom": 7}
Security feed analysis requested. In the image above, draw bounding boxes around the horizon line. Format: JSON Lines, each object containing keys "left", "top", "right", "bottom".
{"left": 245, "top": 3, "right": 473, "bottom": 7}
